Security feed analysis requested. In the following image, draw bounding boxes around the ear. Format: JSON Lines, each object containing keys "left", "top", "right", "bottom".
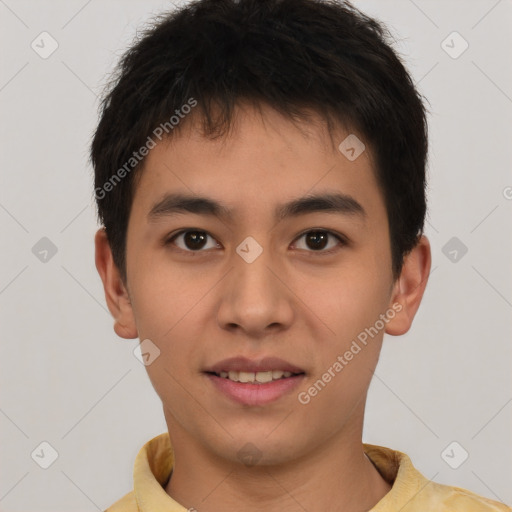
{"left": 385, "top": 235, "right": 431, "bottom": 336}
{"left": 94, "top": 227, "right": 138, "bottom": 339}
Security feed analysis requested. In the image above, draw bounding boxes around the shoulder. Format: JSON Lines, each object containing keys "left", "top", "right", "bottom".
{"left": 363, "top": 443, "right": 511, "bottom": 512}
{"left": 103, "top": 490, "right": 138, "bottom": 512}
{"left": 423, "top": 482, "right": 512, "bottom": 512}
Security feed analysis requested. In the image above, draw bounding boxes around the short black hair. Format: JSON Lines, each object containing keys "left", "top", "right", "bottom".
{"left": 90, "top": 0, "right": 428, "bottom": 283}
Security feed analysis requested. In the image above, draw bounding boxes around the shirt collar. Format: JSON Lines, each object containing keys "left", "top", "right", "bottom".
{"left": 133, "top": 432, "right": 184, "bottom": 511}
{"left": 362, "top": 443, "right": 432, "bottom": 511}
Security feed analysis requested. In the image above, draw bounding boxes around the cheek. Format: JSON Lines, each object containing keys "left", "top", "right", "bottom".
{"left": 301, "top": 258, "right": 391, "bottom": 405}
{"left": 297, "top": 288, "right": 386, "bottom": 418}
{"left": 127, "top": 271, "right": 200, "bottom": 401}
{"left": 136, "top": 318, "right": 199, "bottom": 416}
{"left": 315, "top": 263, "right": 391, "bottom": 342}
{"left": 128, "top": 253, "right": 202, "bottom": 337}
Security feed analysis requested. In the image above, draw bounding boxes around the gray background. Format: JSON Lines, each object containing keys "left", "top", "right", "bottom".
{"left": 0, "top": 0, "right": 511, "bottom": 510}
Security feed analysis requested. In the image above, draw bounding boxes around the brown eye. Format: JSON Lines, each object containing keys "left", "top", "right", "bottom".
{"left": 305, "top": 231, "right": 329, "bottom": 250}
{"left": 293, "top": 230, "right": 345, "bottom": 253}
{"left": 167, "top": 230, "right": 219, "bottom": 252}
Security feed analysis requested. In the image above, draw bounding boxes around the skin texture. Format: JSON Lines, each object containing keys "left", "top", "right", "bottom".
{"left": 95, "top": 102, "right": 431, "bottom": 512}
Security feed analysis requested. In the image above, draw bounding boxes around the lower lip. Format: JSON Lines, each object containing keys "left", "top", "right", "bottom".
{"left": 205, "top": 373, "right": 305, "bottom": 406}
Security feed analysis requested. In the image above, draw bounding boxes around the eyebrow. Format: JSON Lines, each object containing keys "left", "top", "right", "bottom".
{"left": 147, "top": 191, "right": 366, "bottom": 223}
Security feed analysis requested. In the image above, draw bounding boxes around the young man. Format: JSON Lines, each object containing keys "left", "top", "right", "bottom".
{"left": 91, "top": 0, "right": 511, "bottom": 510}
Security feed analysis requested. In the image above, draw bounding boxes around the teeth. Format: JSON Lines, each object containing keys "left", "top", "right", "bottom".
{"left": 217, "top": 370, "right": 299, "bottom": 383}
{"left": 239, "top": 371, "right": 254, "bottom": 383}
{"left": 255, "top": 371, "right": 273, "bottom": 383}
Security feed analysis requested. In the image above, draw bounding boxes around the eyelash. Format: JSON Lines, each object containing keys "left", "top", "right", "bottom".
{"left": 163, "top": 228, "right": 348, "bottom": 256}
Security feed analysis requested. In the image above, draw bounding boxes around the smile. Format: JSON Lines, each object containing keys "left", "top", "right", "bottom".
{"left": 205, "top": 371, "right": 306, "bottom": 406}
{"left": 212, "top": 370, "right": 302, "bottom": 383}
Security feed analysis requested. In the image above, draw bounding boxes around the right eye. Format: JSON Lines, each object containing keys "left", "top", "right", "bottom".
{"left": 164, "top": 229, "right": 221, "bottom": 253}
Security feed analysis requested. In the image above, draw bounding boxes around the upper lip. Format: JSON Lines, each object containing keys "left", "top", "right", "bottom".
{"left": 205, "top": 356, "right": 305, "bottom": 374}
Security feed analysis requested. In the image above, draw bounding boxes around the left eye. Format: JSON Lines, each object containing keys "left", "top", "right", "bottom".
{"left": 165, "top": 229, "right": 345, "bottom": 253}
{"left": 292, "top": 230, "right": 345, "bottom": 253}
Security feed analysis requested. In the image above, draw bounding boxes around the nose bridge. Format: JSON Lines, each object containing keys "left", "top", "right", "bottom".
{"left": 233, "top": 234, "right": 278, "bottom": 305}
{"left": 217, "top": 234, "right": 293, "bottom": 334}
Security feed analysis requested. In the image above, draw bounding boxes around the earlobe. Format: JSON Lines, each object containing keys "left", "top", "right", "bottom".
{"left": 385, "top": 235, "right": 431, "bottom": 336}
{"left": 94, "top": 228, "right": 138, "bottom": 339}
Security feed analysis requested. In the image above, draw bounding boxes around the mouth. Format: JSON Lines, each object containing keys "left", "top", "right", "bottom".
{"left": 203, "top": 356, "right": 306, "bottom": 406}
{"left": 205, "top": 369, "right": 304, "bottom": 383}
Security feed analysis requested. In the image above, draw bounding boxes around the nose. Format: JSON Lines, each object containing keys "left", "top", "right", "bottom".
{"left": 216, "top": 240, "right": 294, "bottom": 338}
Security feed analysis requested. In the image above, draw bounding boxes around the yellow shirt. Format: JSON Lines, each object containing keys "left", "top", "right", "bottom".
{"left": 105, "top": 432, "right": 511, "bottom": 511}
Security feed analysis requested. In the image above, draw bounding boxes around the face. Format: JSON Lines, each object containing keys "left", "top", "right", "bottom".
{"left": 96, "top": 102, "right": 430, "bottom": 466}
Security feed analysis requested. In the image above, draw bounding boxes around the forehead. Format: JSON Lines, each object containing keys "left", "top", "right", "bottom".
{"left": 130, "top": 102, "right": 385, "bottom": 224}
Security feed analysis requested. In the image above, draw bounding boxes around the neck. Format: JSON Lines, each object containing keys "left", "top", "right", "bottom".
{"left": 164, "top": 416, "right": 392, "bottom": 512}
